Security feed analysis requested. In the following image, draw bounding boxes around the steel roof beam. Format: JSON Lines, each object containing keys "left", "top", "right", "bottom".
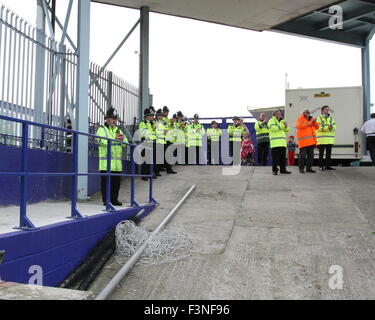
{"left": 317, "top": 6, "right": 375, "bottom": 31}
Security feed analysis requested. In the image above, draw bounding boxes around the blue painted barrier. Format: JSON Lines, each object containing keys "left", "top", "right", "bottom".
{"left": 0, "top": 114, "right": 157, "bottom": 287}
{"left": 0, "top": 114, "right": 155, "bottom": 230}
{"left": 0, "top": 204, "right": 155, "bottom": 286}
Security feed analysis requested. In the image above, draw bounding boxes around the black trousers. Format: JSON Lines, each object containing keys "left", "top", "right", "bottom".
{"left": 208, "top": 140, "right": 220, "bottom": 165}
{"left": 175, "top": 144, "right": 185, "bottom": 165}
{"left": 299, "top": 145, "right": 315, "bottom": 170}
{"left": 257, "top": 142, "right": 269, "bottom": 166}
{"left": 141, "top": 141, "right": 159, "bottom": 176}
{"left": 100, "top": 171, "right": 121, "bottom": 203}
{"left": 229, "top": 141, "right": 241, "bottom": 165}
{"left": 318, "top": 144, "right": 332, "bottom": 168}
{"left": 156, "top": 143, "right": 172, "bottom": 172}
{"left": 271, "top": 147, "right": 287, "bottom": 173}
{"left": 188, "top": 146, "right": 204, "bottom": 165}
{"left": 367, "top": 136, "right": 375, "bottom": 165}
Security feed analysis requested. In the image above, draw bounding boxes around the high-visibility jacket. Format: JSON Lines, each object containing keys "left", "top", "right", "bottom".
{"left": 228, "top": 124, "right": 245, "bottom": 142}
{"left": 139, "top": 121, "right": 156, "bottom": 142}
{"left": 316, "top": 114, "right": 336, "bottom": 145}
{"left": 163, "top": 117, "right": 171, "bottom": 128}
{"left": 296, "top": 115, "right": 320, "bottom": 148}
{"left": 96, "top": 125, "right": 128, "bottom": 172}
{"left": 155, "top": 120, "right": 167, "bottom": 145}
{"left": 254, "top": 121, "right": 270, "bottom": 144}
{"left": 188, "top": 122, "right": 205, "bottom": 147}
{"left": 173, "top": 122, "right": 186, "bottom": 145}
{"left": 206, "top": 128, "right": 222, "bottom": 142}
{"left": 267, "top": 116, "right": 290, "bottom": 148}
{"left": 165, "top": 120, "right": 176, "bottom": 143}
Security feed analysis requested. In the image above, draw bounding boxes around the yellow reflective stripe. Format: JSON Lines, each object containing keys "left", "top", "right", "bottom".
{"left": 270, "top": 137, "right": 286, "bottom": 140}
{"left": 99, "top": 157, "right": 122, "bottom": 161}
{"left": 297, "top": 135, "right": 315, "bottom": 141}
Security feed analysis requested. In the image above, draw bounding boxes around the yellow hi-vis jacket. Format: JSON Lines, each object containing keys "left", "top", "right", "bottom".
{"left": 267, "top": 116, "right": 290, "bottom": 148}
{"left": 139, "top": 121, "right": 156, "bottom": 142}
{"left": 188, "top": 122, "right": 205, "bottom": 147}
{"left": 155, "top": 120, "right": 167, "bottom": 145}
{"left": 173, "top": 122, "right": 186, "bottom": 145}
{"left": 254, "top": 121, "right": 270, "bottom": 144}
{"left": 206, "top": 128, "right": 222, "bottom": 142}
{"left": 96, "top": 125, "right": 128, "bottom": 172}
{"left": 228, "top": 124, "right": 244, "bottom": 142}
{"left": 316, "top": 114, "right": 336, "bottom": 145}
{"left": 165, "top": 120, "right": 176, "bottom": 143}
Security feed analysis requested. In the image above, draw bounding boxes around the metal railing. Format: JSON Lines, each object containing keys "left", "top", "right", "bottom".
{"left": 0, "top": 4, "right": 139, "bottom": 150}
{"left": 0, "top": 114, "right": 157, "bottom": 231}
{"left": 0, "top": 4, "right": 77, "bottom": 140}
{"left": 89, "top": 63, "right": 139, "bottom": 129}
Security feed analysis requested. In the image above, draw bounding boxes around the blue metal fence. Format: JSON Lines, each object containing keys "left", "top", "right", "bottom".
{"left": 0, "top": 114, "right": 156, "bottom": 231}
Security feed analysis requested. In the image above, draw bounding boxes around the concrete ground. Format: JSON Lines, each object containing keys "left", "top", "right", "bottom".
{"left": 88, "top": 165, "right": 375, "bottom": 300}
{"left": 0, "top": 176, "right": 155, "bottom": 234}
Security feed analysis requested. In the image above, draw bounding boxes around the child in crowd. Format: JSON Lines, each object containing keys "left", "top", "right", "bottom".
{"left": 287, "top": 135, "right": 298, "bottom": 166}
{"left": 241, "top": 132, "right": 255, "bottom": 166}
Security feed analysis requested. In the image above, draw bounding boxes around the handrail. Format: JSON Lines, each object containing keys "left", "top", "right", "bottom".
{"left": 0, "top": 114, "right": 138, "bottom": 148}
{"left": 0, "top": 114, "right": 156, "bottom": 231}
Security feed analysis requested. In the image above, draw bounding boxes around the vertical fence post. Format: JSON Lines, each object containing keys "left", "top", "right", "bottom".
{"left": 15, "top": 122, "right": 37, "bottom": 230}
{"left": 69, "top": 132, "right": 83, "bottom": 219}
{"left": 40, "top": 127, "right": 45, "bottom": 149}
{"left": 149, "top": 149, "right": 157, "bottom": 204}
{"left": 107, "top": 71, "right": 113, "bottom": 111}
{"left": 130, "top": 144, "right": 139, "bottom": 207}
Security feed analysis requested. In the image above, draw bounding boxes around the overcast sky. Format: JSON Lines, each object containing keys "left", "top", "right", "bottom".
{"left": 1, "top": 0, "right": 374, "bottom": 117}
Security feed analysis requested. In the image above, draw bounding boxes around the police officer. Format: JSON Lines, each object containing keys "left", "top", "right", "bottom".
{"left": 162, "top": 106, "right": 171, "bottom": 128}
{"left": 316, "top": 105, "right": 336, "bottom": 171}
{"left": 139, "top": 108, "right": 159, "bottom": 181}
{"left": 188, "top": 114, "right": 206, "bottom": 164}
{"left": 155, "top": 109, "right": 177, "bottom": 174}
{"left": 175, "top": 111, "right": 187, "bottom": 165}
{"left": 228, "top": 116, "right": 245, "bottom": 165}
{"left": 96, "top": 107, "right": 128, "bottom": 206}
{"left": 254, "top": 113, "right": 270, "bottom": 166}
{"left": 268, "top": 110, "right": 291, "bottom": 175}
{"left": 176, "top": 111, "right": 190, "bottom": 165}
{"left": 206, "top": 121, "right": 222, "bottom": 165}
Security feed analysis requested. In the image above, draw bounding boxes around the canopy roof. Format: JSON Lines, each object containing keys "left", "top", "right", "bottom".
{"left": 93, "top": 0, "right": 375, "bottom": 47}
{"left": 272, "top": 0, "right": 375, "bottom": 47}
{"left": 93, "top": 0, "right": 337, "bottom": 31}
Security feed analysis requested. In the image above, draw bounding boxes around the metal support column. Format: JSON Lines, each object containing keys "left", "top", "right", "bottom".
{"left": 76, "top": 0, "right": 91, "bottom": 199}
{"left": 362, "top": 27, "right": 374, "bottom": 124}
{"left": 139, "top": 6, "right": 150, "bottom": 122}
{"left": 33, "top": 0, "right": 46, "bottom": 142}
{"left": 51, "top": 0, "right": 56, "bottom": 33}
{"left": 362, "top": 43, "right": 371, "bottom": 123}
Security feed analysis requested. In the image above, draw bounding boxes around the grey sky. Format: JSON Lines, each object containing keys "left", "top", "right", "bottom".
{"left": 1, "top": 0, "right": 373, "bottom": 117}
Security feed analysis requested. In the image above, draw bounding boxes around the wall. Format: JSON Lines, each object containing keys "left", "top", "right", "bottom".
{"left": 0, "top": 145, "right": 130, "bottom": 206}
{"left": 0, "top": 204, "right": 155, "bottom": 287}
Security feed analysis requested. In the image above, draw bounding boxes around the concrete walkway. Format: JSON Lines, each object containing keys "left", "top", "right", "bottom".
{"left": 88, "top": 166, "right": 375, "bottom": 300}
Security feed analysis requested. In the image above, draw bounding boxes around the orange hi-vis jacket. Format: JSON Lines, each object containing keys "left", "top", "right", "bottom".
{"left": 296, "top": 114, "right": 320, "bottom": 148}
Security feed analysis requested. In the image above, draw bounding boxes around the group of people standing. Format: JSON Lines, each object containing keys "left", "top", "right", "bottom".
{"left": 95, "top": 105, "right": 375, "bottom": 206}
{"left": 138, "top": 107, "right": 253, "bottom": 177}
{"left": 254, "top": 105, "right": 337, "bottom": 175}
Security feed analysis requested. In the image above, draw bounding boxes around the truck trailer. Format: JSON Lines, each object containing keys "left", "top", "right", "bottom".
{"left": 285, "top": 86, "right": 363, "bottom": 165}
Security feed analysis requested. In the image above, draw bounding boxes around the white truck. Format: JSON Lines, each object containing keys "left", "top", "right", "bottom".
{"left": 285, "top": 86, "right": 363, "bottom": 165}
